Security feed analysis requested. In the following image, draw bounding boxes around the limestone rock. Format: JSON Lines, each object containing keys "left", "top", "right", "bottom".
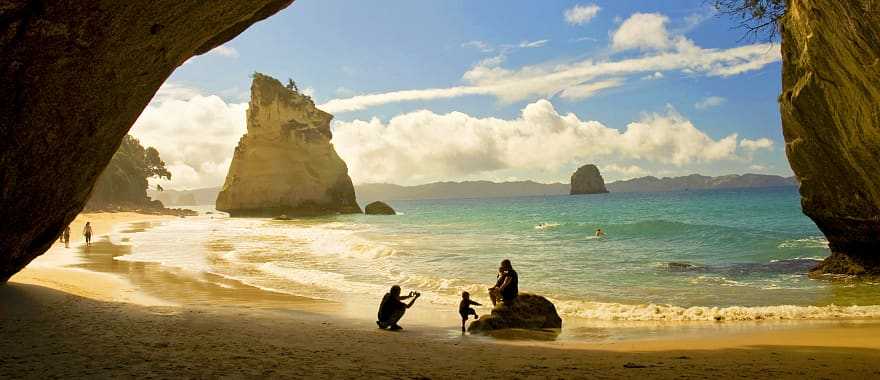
{"left": 364, "top": 201, "right": 396, "bottom": 215}
{"left": 0, "top": 0, "right": 293, "bottom": 282}
{"left": 780, "top": 0, "right": 880, "bottom": 274}
{"left": 569, "top": 164, "right": 609, "bottom": 195}
{"left": 216, "top": 73, "right": 361, "bottom": 217}
{"left": 467, "top": 294, "right": 562, "bottom": 333}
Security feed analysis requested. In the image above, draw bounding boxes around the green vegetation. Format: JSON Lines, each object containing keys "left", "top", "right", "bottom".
{"left": 86, "top": 135, "right": 171, "bottom": 209}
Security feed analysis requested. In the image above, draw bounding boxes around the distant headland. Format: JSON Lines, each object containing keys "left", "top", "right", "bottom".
{"left": 151, "top": 173, "right": 797, "bottom": 205}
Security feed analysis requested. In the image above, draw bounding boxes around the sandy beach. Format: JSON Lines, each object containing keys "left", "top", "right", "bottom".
{"left": 4, "top": 212, "right": 880, "bottom": 378}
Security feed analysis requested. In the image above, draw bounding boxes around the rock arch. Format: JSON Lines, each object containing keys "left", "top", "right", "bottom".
{"left": 1, "top": 0, "right": 878, "bottom": 281}
{"left": 0, "top": 0, "right": 293, "bottom": 281}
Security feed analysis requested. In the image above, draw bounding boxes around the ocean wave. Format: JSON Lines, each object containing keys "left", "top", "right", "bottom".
{"left": 554, "top": 300, "right": 880, "bottom": 321}
{"left": 276, "top": 224, "right": 404, "bottom": 259}
{"left": 258, "top": 262, "right": 386, "bottom": 294}
{"left": 777, "top": 236, "right": 829, "bottom": 249}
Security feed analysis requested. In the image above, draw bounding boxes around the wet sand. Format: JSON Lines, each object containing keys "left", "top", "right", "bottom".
{"left": 4, "top": 212, "right": 880, "bottom": 378}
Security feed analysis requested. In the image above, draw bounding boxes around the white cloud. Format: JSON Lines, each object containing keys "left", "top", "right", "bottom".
{"left": 740, "top": 137, "right": 774, "bottom": 151}
{"left": 603, "top": 164, "right": 648, "bottom": 179}
{"left": 207, "top": 44, "right": 239, "bottom": 58}
{"left": 335, "top": 87, "right": 356, "bottom": 97}
{"left": 302, "top": 87, "right": 316, "bottom": 98}
{"left": 694, "top": 96, "right": 726, "bottom": 109}
{"left": 748, "top": 164, "right": 768, "bottom": 171}
{"left": 320, "top": 12, "right": 780, "bottom": 113}
{"left": 130, "top": 83, "right": 247, "bottom": 190}
{"left": 642, "top": 72, "right": 664, "bottom": 80}
{"left": 557, "top": 78, "right": 624, "bottom": 100}
{"left": 571, "top": 36, "right": 599, "bottom": 43}
{"left": 611, "top": 13, "right": 677, "bottom": 52}
{"left": 332, "top": 99, "right": 761, "bottom": 185}
{"left": 518, "top": 39, "right": 549, "bottom": 49}
{"left": 461, "top": 40, "right": 494, "bottom": 53}
{"left": 565, "top": 4, "right": 601, "bottom": 25}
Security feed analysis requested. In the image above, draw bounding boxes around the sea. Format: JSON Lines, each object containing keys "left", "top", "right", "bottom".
{"left": 109, "top": 186, "right": 880, "bottom": 329}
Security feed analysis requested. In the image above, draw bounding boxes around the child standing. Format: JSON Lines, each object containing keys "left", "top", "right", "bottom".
{"left": 459, "top": 291, "right": 481, "bottom": 332}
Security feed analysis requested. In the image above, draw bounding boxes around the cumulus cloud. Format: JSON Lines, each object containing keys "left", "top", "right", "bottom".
{"left": 694, "top": 96, "right": 726, "bottom": 109}
{"left": 332, "top": 99, "right": 761, "bottom": 185}
{"left": 207, "top": 44, "right": 239, "bottom": 58}
{"left": 129, "top": 83, "right": 247, "bottom": 189}
{"left": 603, "top": 164, "right": 648, "bottom": 179}
{"left": 740, "top": 137, "right": 774, "bottom": 151}
{"left": 565, "top": 4, "right": 601, "bottom": 25}
{"left": 611, "top": 13, "right": 674, "bottom": 51}
{"left": 320, "top": 12, "right": 780, "bottom": 113}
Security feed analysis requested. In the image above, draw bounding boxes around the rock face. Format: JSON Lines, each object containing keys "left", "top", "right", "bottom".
{"left": 364, "top": 201, "right": 395, "bottom": 215}
{"left": 467, "top": 294, "right": 563, "bottom": 333}
{"left": 216, "top": 73, "right": 361, "bottom": 217}
{"left": 780, "top": 0, "right": 880, "bottom": 275}
{"left": 0, "top": 1, "right": 293, "bottom": 282}
{"left": 569, "top": 164, "right": 609, "bottom": 195}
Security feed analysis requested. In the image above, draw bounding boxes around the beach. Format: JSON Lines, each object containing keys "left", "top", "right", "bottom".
{"left": 2, "top": 211, "right": 880, "bottom": 378}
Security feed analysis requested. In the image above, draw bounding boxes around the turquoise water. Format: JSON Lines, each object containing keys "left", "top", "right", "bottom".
{"left": 116, "top": 187, "right": 880, "bottom": 322}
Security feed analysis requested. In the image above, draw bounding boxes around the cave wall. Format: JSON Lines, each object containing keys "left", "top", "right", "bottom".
{"left": 781, "top": 0, "right": 880, "bottom": 274}
{"left": 0, "top": 0, "right": 293, "bottom": 282}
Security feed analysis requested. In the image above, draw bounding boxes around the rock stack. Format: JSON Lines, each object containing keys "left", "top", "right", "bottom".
{"left": 216, "top": 73, "right": 361, "bottom": 217}
{"left": 569, "top": 164, "right": 609, "bottom": 195}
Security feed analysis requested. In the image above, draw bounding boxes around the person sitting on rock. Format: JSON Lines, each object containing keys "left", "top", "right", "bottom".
{"left": 488, "top": 259, "right": 518, "bottom": 306}
{"left": 459, "top": 291, "right": 481, "bottom": 332}
{"left": 376, "top": 285, "right": 420, "bottom": 331}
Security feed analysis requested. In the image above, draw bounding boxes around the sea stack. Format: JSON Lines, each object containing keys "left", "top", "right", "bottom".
{"left": 216, "top": 73, "right": 361, "bottom": 217}
{"left": 781, "top": 0, "right": 880, "bottom": 275}
{"left": 569, "top": 164, "right": 609, "bottom": 195}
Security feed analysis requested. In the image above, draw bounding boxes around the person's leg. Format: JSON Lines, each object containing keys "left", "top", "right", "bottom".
{"left": 387, "top": 307, "right": 406, "bottom": 330}
{"left": 469, "top": 308, "right": 479, "bottom": 320}
{"left": 488, "top": 287, "right": 499, "bottom": 306}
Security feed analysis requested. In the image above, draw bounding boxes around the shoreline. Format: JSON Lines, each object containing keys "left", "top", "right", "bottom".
{"left": 12, "top": 211, "right": 880, "bottom": 343}
{"left": 5, "top": 211, "right": 880, "bottom": 377}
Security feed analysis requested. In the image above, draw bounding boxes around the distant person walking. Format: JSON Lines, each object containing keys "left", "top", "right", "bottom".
{"left": 63, "top": 225, "right": 71, "bottom": 248}
{"left": 83, "top": 222, "right": 93, "bottom": 246}
{"left": 488, "top": 259, "right": 518, "bottom": 306}
{"left": 376, "top": 285, "right": 420, "bottom": 331}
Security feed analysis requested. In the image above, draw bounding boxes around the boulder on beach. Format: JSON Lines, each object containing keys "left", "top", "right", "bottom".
{"left": 570, "top": 164, "right": 609, "bottom": 195}
{"left": 467, "top": 294, "right": 562, "bottom": 333}
{"left": 364, "top": 201, "right": 396, "bottom": 215}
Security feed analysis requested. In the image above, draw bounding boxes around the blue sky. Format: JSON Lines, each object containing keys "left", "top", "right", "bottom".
{"left": 130, "top": 0, "right": 790, "bottom": 189}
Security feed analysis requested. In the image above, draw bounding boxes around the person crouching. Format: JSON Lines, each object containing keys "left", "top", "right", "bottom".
{"left": 376, "top": 285, "right": 420, "bottom": 331}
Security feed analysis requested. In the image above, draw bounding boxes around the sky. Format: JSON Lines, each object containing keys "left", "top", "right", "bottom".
{"left": 129, "top": 0, "right": 790, "bottom": 190}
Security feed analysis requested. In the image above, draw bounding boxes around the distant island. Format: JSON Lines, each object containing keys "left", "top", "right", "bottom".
{"left": 150, "top": 174, "right": 797, "bottom": 205}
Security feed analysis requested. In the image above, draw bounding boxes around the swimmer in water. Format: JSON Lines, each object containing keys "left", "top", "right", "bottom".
{"left": 595, "top": 228, "right": 605, "bottom": 237}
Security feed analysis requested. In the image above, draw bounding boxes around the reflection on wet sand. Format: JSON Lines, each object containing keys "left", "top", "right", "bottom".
{"left": 75, "top": 232, "right": 339, "bottom": 314}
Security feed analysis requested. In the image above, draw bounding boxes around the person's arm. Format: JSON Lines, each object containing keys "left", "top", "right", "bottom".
{"left": 469, "top": 300, "right": 481, "bottom": 306}
{"left": 499, "top": 275, "right": 512, "bottom": 291}
{"left": 405, "top": 293, "right": 420, "bottom": 308}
